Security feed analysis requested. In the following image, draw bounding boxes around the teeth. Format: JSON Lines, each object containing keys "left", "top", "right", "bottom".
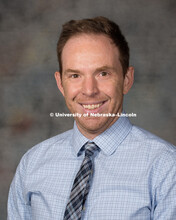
{"left": 83, "top": 103, "right": 103, "bottom": 109}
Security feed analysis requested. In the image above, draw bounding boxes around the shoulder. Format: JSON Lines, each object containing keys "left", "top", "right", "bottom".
{"left": 127, "top": 125, "right": 176, "bottom": 184}
{"left": 20, "top": 128, "right": 73, "bottom": 167}
{"left": 124, "top": 124, "right": 176, "bottom": 169}
{"left": 130, "top": 125, "right": 176, "bottom": 153}
{"left": 11, "top": 129, "right": 74, "bottom": 189}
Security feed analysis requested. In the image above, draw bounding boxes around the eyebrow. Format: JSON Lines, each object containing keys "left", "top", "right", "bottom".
{"left": 64, "top": 65, "right": 116, "bottom": 75}
{"left": 64, "top": 69, "right": 81, "bottom": 75}
{"left": 94, "top": 65, "right": 117, "bottom": 73}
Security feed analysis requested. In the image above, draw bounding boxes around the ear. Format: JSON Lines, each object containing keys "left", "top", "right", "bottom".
{"left": 123, "top": 66, "right": 134, "bottom": 95}
{"left": 55, "top": 71, "right": 65, "bottom": 97}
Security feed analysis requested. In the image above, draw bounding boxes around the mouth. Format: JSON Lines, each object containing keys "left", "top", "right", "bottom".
{"left": 82, "top": 102, "right": 103, "bottom": 110}
{"left": 79, "top": 101, "right": 107, "bottom": 113}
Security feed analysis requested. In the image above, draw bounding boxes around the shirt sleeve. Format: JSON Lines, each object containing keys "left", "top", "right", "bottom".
{"left": 153, "top": 150, "right": 176, "bottom": 219}
{"left": 7, "top": 155, "right": 32, "bottom": 220}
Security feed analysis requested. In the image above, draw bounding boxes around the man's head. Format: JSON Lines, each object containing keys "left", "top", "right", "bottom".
{"left": 57, "top": 16, "right": 129, "bottom": 77}
{"left": 55, "top": 17, "right": 134, "bottom": 139}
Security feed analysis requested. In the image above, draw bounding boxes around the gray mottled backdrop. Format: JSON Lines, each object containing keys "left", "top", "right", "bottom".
{"left": 0, "top": 0, "right": 176, "bottom": 219}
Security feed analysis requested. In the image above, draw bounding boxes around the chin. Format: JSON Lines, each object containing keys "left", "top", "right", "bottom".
{"left": 77, "top": 117, "right": 109, "bottom": 133}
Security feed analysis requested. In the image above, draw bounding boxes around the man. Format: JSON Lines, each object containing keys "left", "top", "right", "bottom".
{"left": 8, "top": 17, "right": 176, "bottom": 219}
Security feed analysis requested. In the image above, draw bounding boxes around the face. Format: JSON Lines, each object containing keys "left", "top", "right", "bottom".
{"left": 55, "top": 34, "right": 134, "bottom": 139}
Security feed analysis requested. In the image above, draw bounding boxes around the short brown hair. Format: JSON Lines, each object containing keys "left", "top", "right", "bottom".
{"left": 57, "top": 16, "right": 129, "bottom": 76}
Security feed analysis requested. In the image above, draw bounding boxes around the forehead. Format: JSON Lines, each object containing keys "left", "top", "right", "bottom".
{"left": 61, "top": 34, "right": 121, "bottom": 70}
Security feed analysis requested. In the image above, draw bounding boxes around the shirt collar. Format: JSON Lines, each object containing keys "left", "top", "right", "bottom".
{"left": 72, "top": 116, "right": 132, "bottom": 157}
{"left": 72, "top": 122, "right": 90, "bottom": 156}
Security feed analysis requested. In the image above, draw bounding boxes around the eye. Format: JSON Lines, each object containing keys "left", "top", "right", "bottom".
{"left": 71, "top": 74, "right": 79, "bottom": 78}
{"left": 100, "top": 71, "right": 109, "bottom": 77}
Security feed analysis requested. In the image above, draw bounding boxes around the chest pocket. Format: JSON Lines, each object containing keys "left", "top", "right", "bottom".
{"left": 30, "top": 191, "right": 67, "bottom": 220}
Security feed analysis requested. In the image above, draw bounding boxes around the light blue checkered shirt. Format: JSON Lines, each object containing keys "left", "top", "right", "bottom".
{"left": 8, "top": 116, "right": 176, "bottom": 219}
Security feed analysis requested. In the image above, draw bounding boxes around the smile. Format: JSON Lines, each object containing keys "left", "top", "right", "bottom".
{"left": 82, "top": 103, "right": 103, "bottom": 110}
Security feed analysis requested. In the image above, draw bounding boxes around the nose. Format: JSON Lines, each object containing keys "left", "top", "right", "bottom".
{"left": 82, "top": 76, "right": 99, "bottom": 96}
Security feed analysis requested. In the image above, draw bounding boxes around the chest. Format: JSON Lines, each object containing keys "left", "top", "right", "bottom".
{"left": 25, "top": 155, "right": 153, "bottom": 219}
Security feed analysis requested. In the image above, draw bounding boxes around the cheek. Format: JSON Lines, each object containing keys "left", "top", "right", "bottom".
{"left": 63, "top": 83, "right": 80, "bottom": 100}
{"left": 102, "top": 81, "right": 123, "bottom": 98}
